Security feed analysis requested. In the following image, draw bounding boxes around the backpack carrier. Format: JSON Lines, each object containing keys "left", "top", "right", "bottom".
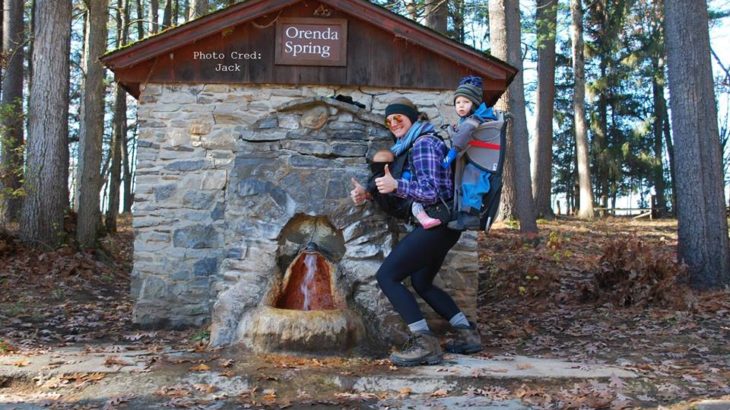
{"left": 451, "top": 111, "right": 510, "bottom": 233}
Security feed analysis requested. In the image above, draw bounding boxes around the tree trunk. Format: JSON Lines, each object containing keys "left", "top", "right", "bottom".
{"left": 107, "top": 0, "right": 129, "bottom": 232}
{"left": 663, "top": 100, "right": 677, "bottom": 214}
{"left": 149, "top": 0, "right": 158, "bottom": 34}
{"left": 0, "top": 0, "right": 4, "bottom": 93}
{"left": 135, "top": 0, "right": 144, "bottom": 39}
{"left": 488, "top": 0, "right": 513, "bottom": 220}
{"left": 122, "top": 128, "right": 134, "bottom": 212}
{"left": 188, "top": 0, "right": 206, "bottom": 20}
{"left": 451, "top": 0, "right": 465, "bottom": 42}
{"left": 106, "top": 92, "right": 123, "bottom": 232}
{"left": 182, "top": 0, "right": 189, "bottom": 22}
{"left": 652, "top": 56, "right": 668, "bottom": 217}
{"left": 531, "top": 0, "right": 557, "bottom": 219}
{"left": 76, "top": 0, "right": 109, "bottom": 247}
{"left": 162, "top": 0, "right": 171, "bottom": 29}
{"left": 489, "top": 0, "right": 538, "bottom": 233}
{"left": 424, "top": 0, "right": 447, "bottom": 35}
{"left": 20, "top": 0, "right": 72, "bottom": 248}
{"left": 595, "top": 61, "right": 609, "bottom": 210}
{"left": 1, "top": 0, "right": 25, "bottom": 224}
{"left": 570, "top": 0, "right": 594, "bottom": 220}
{"left": 665, "top": 0, "right": 729, "bottom": 288}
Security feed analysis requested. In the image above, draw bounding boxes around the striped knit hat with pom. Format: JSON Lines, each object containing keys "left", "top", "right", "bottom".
{"left": 453, "top": 75, "right": 484, "bottom": 106}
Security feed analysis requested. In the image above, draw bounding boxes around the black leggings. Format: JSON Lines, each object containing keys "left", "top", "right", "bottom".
{"left": 376, "top": 225, "right": 462, "bottom": 325}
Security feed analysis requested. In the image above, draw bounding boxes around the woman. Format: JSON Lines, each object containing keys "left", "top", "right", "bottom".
{"left": 350, "top": 97, "right": 482, "bottom": 366}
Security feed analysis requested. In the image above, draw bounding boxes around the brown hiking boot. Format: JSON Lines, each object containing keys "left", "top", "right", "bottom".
{"left": 444, "top": 322, "right": 483, "bottom": 354}
{"left": 389, "top": 331, "right": 443, "bottom": 367}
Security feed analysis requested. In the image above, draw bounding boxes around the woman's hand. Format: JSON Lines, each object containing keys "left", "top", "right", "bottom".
{"left": 350, "top": 178, "right": 368, "bottom": 205}
{"left": 375, "top": 164, "right": 398, "bottom": 194}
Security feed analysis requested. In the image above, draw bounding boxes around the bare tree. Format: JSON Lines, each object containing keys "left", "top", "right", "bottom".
{"left": 1, "top": 0, "right": 25, "bottom": 223}
{"left": 20, "top": 0, "right": 72, "bottom": 247}
{"left": 665, "top": 0, "right": 729, "bottom": 288}
{"left": 488, "top": 0, "right": 538, "bottom": 233}
{"left": 570, "top": 0, "right": 594, "bottom": 219}
{"left": 531, "top": 0, "right": 558, "bottom": 219}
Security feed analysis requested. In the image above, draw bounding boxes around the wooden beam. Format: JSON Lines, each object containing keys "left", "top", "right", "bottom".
{"left": 102, "top": 0, "right": 299, "bottom": 69}
{"left": 319, "top": 0, "right": 517, "bottom": 83}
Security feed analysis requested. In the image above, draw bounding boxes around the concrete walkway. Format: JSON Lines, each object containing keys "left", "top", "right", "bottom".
{"left": 3, "top": 347, "right": 728, "bottom": 409}
{"left": 0, "top": 345, "right": 643, "bottom": 409}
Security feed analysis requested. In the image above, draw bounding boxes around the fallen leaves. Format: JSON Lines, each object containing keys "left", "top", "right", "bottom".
{"left": 430, "top": 388, "right": 448, "bottom": 398}
{"left": 60, "top": 372, "right": 106, "bottom": 387}
{"left": 104, "top": 356, "right": 133, "bottom": 367}
{"left": 155, "top": 384, "right": 192, "bottom": 398}
{"left": 480, "top": 218, "right": 729, "bottom": 408}
{"left": 1, "top": 217, "right": 728, "bottom": 409}
{"left": 0, "top": 339, "right": 17, "bottom": 354}
{"left": 12, "top": 359, "right": 30, "bottom": 367}
{"left": 189, "top": 363, "right": 210, "bottom": 372}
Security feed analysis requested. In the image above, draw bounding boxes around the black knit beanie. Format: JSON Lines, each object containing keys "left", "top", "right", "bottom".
{"left": 385, "top": 97, "right": 419, "bottom": 124}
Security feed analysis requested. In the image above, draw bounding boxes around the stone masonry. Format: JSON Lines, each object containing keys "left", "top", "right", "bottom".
{"left": 132, "top": 83, "right": 479, "bottom": 350}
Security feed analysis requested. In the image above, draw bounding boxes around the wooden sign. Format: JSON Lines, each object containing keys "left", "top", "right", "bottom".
{"left": 275, "top": 17, "right": 348, "bottom": 66}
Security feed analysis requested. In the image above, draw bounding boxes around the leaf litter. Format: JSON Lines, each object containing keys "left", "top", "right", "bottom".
{"left": 1, "top": 216, "right": 728, "bottom": 408}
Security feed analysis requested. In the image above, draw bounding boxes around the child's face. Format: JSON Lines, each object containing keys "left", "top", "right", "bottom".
{"left": 455, "top": 96, "right": 474, "bottom": 118}
{"left": 373, "top": 150, "right": 394, "bottom": 163}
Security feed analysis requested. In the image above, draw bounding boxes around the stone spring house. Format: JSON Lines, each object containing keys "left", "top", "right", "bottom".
{"left": 102, "top": 0, "right": 516, "bottom": 352}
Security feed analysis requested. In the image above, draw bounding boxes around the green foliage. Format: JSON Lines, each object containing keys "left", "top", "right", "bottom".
{"left": 0, "top": 338, "right": 15, "bottom": 353}
{"left": 190, "top": 329, "right": 210, "bottom": 342}
{"left": 0, "top": 100, "right": 26, "bottom": 202}
{"left": 548, "top": 0, "right": 677, "bottom": 211}
{"left": 708, "top": 8, "right": 730, "bottom": 21}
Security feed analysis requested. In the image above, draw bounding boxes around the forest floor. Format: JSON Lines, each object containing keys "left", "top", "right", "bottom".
{"left": 0, "top": 215, "right": 728, "bottom": 409}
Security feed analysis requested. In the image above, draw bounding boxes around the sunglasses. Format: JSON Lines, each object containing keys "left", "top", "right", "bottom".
{"left": 385, "top": 114, "right": 406, "bottom": 128}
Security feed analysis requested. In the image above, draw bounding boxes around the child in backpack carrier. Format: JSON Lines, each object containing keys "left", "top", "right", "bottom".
{"left": 442, "top": 75, "right": 500, "bottom": 231}
{"left": 368, "top": 149, "right": 442, "bottom": 229}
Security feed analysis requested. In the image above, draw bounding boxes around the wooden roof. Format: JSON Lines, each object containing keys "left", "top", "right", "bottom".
{"left": 101, "top": 0, "right": 517, "bottom": 104}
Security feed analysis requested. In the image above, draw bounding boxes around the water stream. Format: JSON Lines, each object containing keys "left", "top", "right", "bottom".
{"left": 300, "top": 253, "right": 317, "bottom": 310}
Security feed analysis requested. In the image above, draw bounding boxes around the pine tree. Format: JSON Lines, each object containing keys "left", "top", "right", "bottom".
{"left": 21, "top": 0, "right": 72, "bottom": 247}
{"left": 570, "top": 0, "right": 594, "bottom": 219}
{"left": 76, "top": 0, "right": 110, "bottom": 248}
{"left": 665, "top": 0, "right": 729, "bottom": 288}
{"left": 1, "top": 0, "right": 25, "bottom": 224}
{"left": 531, "top": 0, "right": 558, "bottom": 218}
{"left": 489, "top": 0, "right": 538, "bottom": 233}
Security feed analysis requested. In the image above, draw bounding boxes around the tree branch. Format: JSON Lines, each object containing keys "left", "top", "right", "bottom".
{"left": 711, "top": 46, "right": 730, "bottom": 85}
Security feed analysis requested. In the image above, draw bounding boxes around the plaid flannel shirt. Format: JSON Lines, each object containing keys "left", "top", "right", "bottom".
{"left": 394, "top": 134, "right": 453, "bottom": 205}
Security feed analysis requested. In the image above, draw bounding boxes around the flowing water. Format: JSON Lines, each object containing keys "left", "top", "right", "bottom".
{"left": 300, "top": 253, "right": 317, "bottom": 310}
{"left": 276, "top": 251, "right": 336, "bottom": 310}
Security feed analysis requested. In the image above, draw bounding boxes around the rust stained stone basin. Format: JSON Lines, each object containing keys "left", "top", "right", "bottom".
{"left": 275, "top": 250, "right": 338, "bottom": 311}
{"left": 236, "top": 243, "right": 364, "bottom": 354}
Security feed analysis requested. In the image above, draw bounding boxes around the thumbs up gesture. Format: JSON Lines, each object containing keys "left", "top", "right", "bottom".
{"left": 375, "top": 164, "right": 398, "bottom": 194}
{"left": 350, "top": 177, "right": 368, "bottom": 205}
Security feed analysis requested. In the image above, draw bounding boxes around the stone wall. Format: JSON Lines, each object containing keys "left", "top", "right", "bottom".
{"left": 132, "top": 83, "right": 478, "bottom": 348}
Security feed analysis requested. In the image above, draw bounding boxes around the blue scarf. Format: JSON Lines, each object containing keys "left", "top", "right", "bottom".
{"left": 390, "top": 121, "right": 435, "bottom": 157}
